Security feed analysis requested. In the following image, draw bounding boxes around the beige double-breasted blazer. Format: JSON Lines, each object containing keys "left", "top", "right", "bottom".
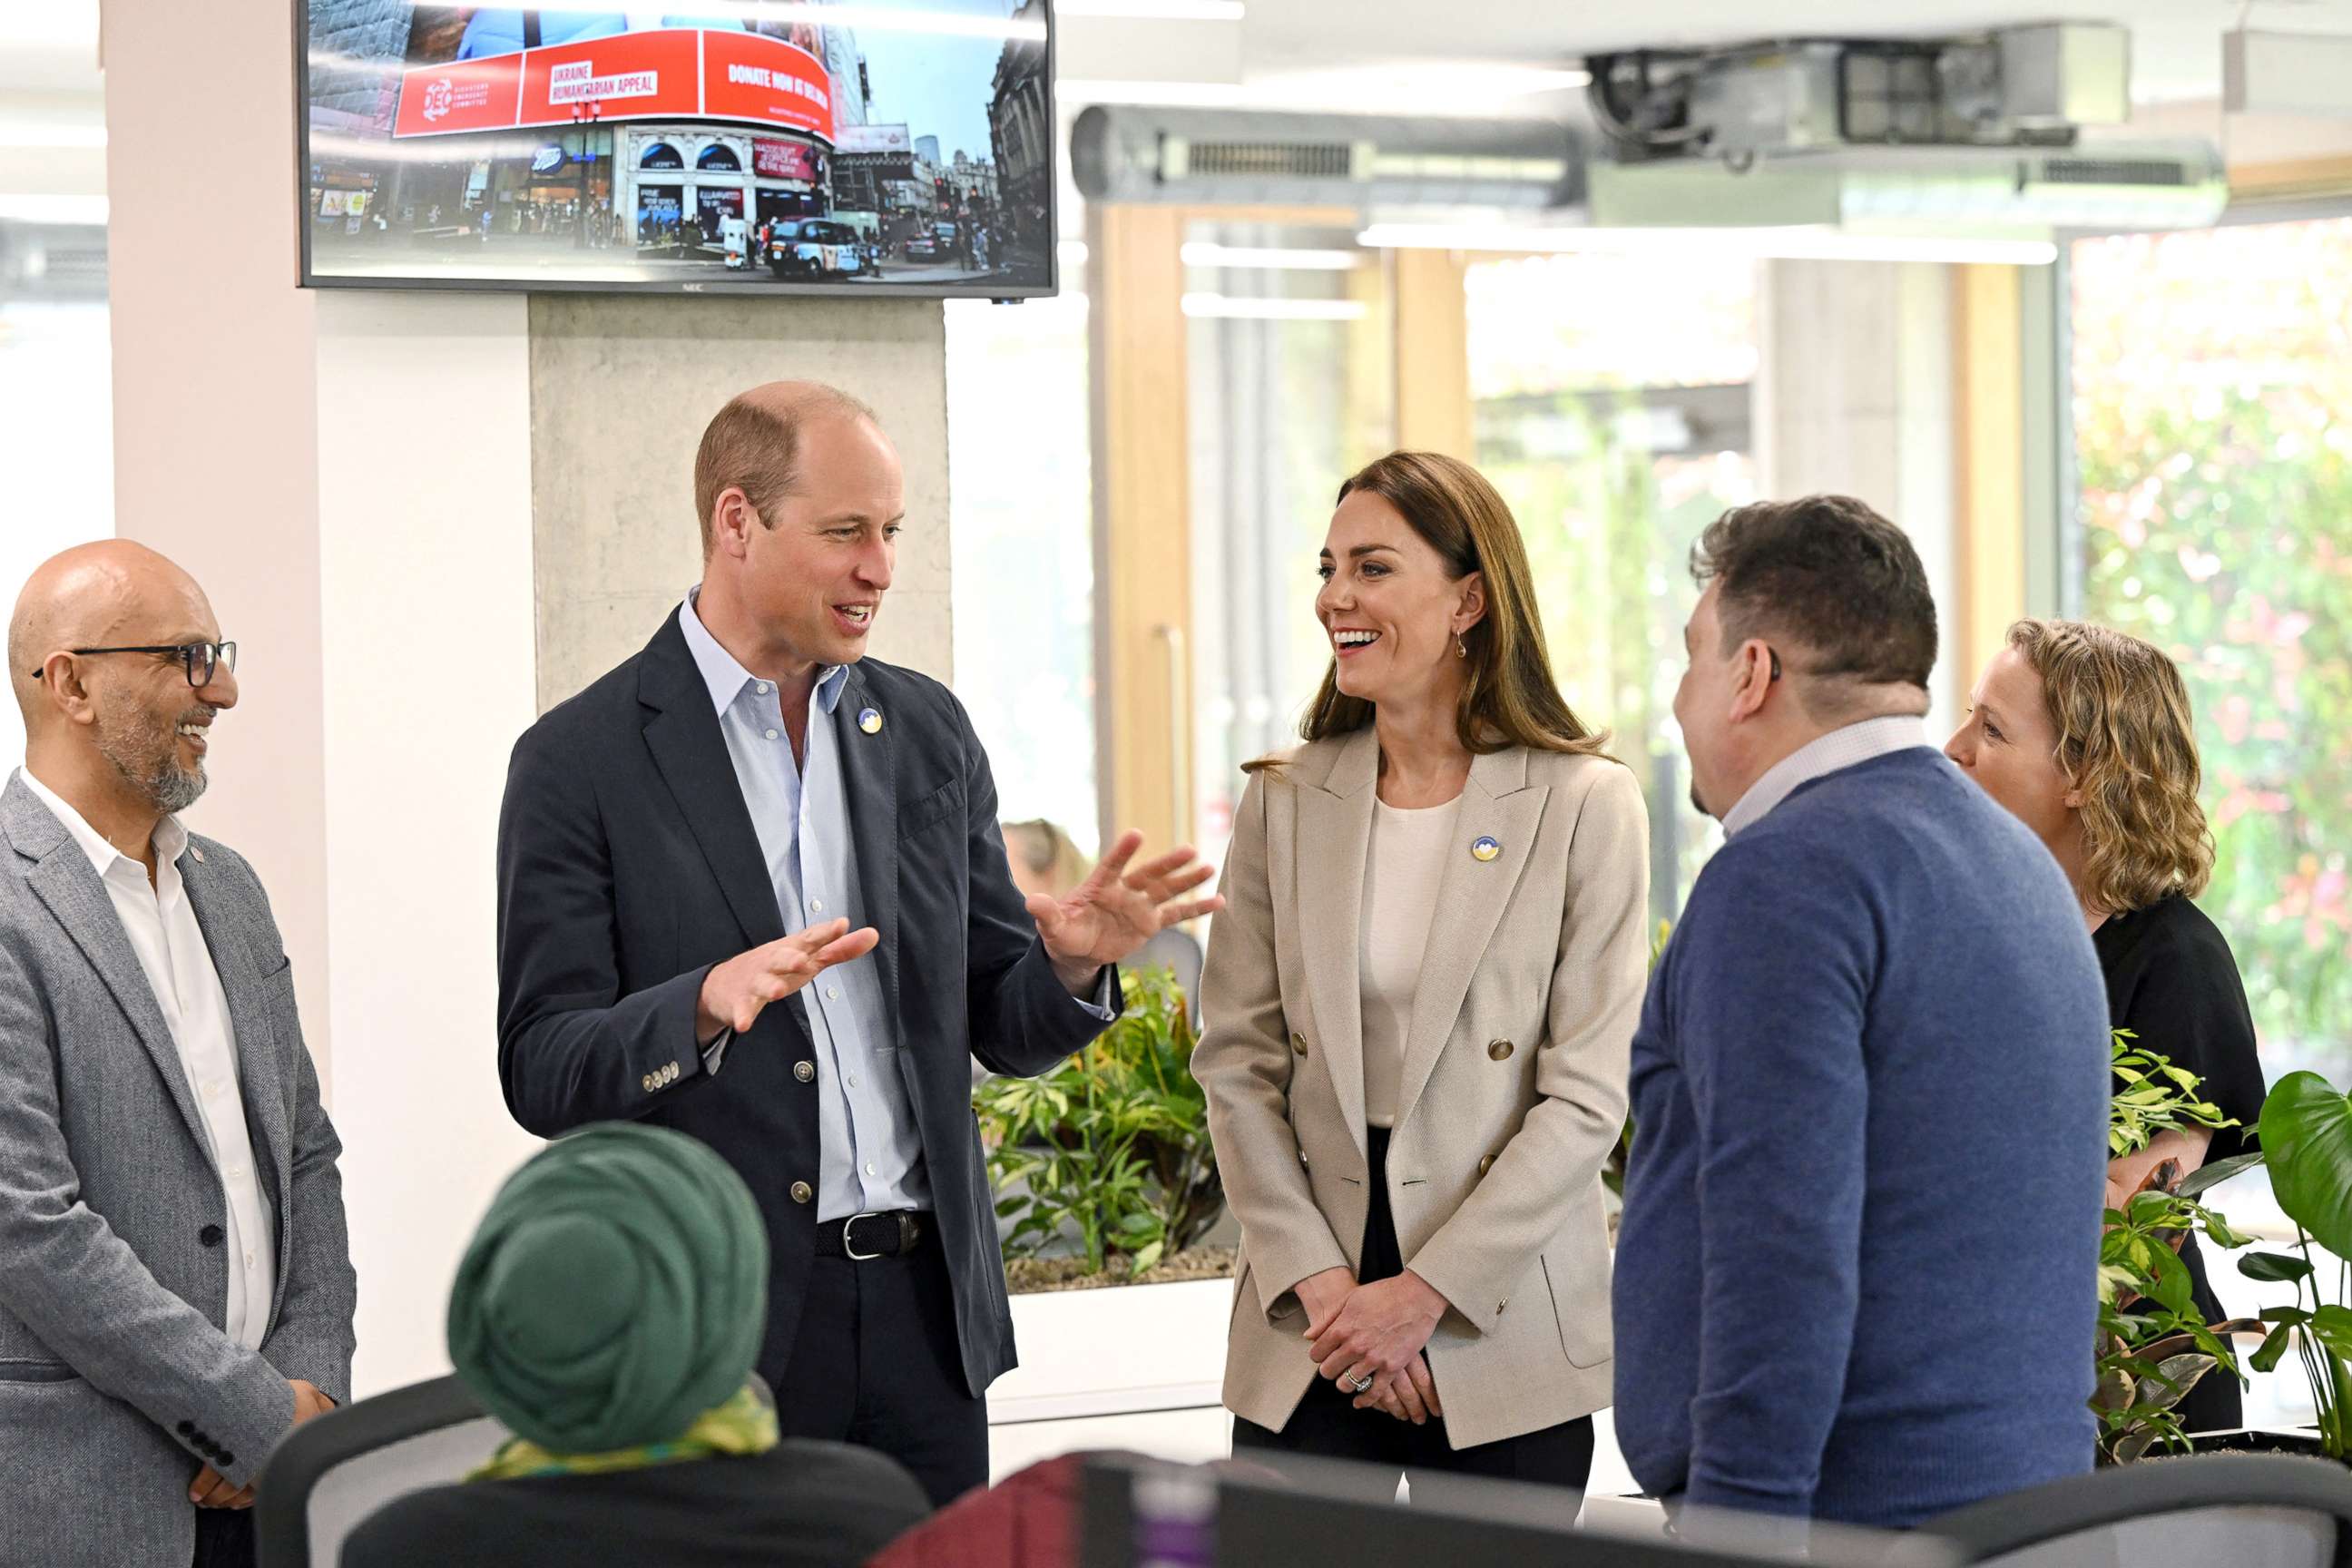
{"left": 1192, "top": 729, "right": 1650, "bottom": 1450}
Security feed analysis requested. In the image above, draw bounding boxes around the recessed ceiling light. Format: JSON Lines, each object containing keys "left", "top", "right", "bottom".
{"left": 1357, "top": 221, "right": 2058, "bottom": 267}
{"left": 0, "top": 194, "right": 110, "bottom": 225}
{"left": 0, "top": 122, "right": 106, "bottom": 149}
{"left": 1056, "top": 0, "right": 1243, "bottom": 19}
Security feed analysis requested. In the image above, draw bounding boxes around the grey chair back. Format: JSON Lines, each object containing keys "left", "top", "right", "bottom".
{"left": 1924, "top": 1453, "right": 2352, "bottom": 1568}
{"left": 255, "top": 1375, "right": 510, "bottom": 1568}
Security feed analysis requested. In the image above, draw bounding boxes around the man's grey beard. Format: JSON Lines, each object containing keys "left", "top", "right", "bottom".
{"left": 93, "top": 701, "right": 211, "bottom": 817}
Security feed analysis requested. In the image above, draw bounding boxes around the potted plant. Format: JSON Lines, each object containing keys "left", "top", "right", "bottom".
{"left": 975, "top": 965, "right": 1227, "bottom": 1288}
{"left": 2092, "top": 1032, "right": 2263, "bottom": 1464}
{"left": 2171, "top": 1067, "right": 2352, "bottom": 1465}
{"left": 975, "top": 966, "right": 1234, "bottom": 1455}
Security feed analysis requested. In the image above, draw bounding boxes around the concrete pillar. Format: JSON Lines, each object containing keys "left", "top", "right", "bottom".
{"left": 1755, "top": 260, "right": 1963, "bottom": 733}
{"left": 527, "top": 295, "right": 953, "bottom": 710}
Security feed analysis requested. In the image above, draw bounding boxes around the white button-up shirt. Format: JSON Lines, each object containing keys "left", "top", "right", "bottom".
{"left": 17, "top": 769, "right": 277, "bottom": 1348}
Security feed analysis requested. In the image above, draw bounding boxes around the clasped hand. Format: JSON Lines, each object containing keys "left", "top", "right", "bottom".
{"left": 1298, "top": 1267, "right": 1447, "bottom": 1426}
{"left": 191, "top": 1379, "right": 334, "bottom": 1510}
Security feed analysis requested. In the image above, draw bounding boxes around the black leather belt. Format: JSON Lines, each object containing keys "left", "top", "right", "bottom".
{"left": 815, "top": 1210, "right": 928, "bottom": 1259}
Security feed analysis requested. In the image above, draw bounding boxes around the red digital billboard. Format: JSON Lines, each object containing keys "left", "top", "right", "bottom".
{"left": 394, "top": 29, "right": 836, "bottom": 142}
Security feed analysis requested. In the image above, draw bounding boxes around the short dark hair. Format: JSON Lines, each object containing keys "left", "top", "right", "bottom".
{"left": 1690, "top": 495, "right": 1936, "bottom": 696}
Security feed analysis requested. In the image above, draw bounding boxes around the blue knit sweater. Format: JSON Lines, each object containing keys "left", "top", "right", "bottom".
{"left": 1612, "top": 747, "right": 2111, "bottom": 1528}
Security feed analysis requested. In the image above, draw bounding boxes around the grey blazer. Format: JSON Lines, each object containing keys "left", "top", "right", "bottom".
{"left": 0, "top": 773, "right": 357, "bottom": 1567}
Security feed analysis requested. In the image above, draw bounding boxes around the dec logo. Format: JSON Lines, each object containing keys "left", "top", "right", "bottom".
{"left": 421, "top": 77, "right": 455, "bottom": 122}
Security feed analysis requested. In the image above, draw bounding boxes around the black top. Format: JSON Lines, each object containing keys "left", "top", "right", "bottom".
{"left": 2095, "top": 893, "right": 2267, "bottom": 1168}
{"left": 339, "top": 1441, "right": 931, "bottom": 1568}
{"left": 2096, "top": 893, "right": 2267, "bottom": 1436}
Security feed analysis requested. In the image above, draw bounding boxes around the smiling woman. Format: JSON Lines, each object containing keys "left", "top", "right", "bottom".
{"left": 1195, "top": 446, "right": 1647, "bottom": 1508}
{"left": 1289, "top": 451, "right": 1612, "bottom": 769}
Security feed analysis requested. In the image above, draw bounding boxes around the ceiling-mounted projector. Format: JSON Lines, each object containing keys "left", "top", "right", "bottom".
{"left": 1586, "top": 24, "right": 2132, "bottom": 164}
{"left": 1577, "top": 24, "right": 2227, "bottom": 233}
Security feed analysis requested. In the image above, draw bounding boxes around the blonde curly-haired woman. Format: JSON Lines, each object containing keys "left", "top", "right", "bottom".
{"left": 1945, "top": 618, "right": 2267, "bottom": 1437}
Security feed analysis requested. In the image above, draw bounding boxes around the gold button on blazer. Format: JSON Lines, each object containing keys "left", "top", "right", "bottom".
{"left": 1192, "top": 730, "right": 1650, "bottom": 1451}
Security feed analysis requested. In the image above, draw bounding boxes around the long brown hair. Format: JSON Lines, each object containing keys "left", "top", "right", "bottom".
{"left": 1250, "top": 451, "right": 1610, "bottom": 769}
{"left": 2007, "top": 618, "right": 2214, "bottom": 914}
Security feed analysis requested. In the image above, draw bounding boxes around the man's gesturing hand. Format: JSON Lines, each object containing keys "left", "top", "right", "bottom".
{"left": 1026, "top": 830, "right": 1224, "bottom": 994}
{"left": 696, "top": 917, "right": 880, "bottom": 1044}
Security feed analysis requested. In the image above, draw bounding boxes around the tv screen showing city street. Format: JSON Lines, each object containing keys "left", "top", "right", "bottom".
{"left": 299, "top": 3, "right": 1056, "bottom": 296}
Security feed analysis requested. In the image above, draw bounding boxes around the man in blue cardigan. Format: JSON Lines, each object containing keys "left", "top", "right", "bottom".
{"left": 1613, "top": 495, "right": 2110, "bottom": 1533}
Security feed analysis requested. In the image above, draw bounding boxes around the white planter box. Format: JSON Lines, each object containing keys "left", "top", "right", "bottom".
{"left": 986, "top": 1278, "right": 1234, "bottom": 1480}
{"left": 980, "top": 1273, "right": 1646, "bottom": 1506}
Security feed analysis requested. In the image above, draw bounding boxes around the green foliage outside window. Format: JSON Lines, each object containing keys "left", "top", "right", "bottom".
{"left": 2072, "top": 218, "right": 2352, "bottom": 1076}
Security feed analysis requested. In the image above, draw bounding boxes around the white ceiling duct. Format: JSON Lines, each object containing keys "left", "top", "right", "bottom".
{"left": 1587, "top": 138, "right": 2228, "bottom": 234}
{"left": 1069, "top": 104, "right": 1583, "bottom": 212}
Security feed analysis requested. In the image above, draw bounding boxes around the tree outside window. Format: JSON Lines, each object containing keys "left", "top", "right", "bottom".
{"left": 2070, "top": 215, "right": 2352, "bottom": 1081}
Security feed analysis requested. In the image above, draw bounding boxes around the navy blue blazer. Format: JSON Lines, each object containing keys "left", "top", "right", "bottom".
{"left": 495, "top": 611, "right": 1117, "bottom": 1394}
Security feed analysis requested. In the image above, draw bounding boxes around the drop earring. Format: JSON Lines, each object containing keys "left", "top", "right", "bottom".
{"left": 1455, "top": 633, "right": 1468, "bottom": 659}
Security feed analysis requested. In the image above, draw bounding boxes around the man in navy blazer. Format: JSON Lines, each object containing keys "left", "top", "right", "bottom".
{"left": 495, "top": 381, "right": 1220, "bottom": 1504}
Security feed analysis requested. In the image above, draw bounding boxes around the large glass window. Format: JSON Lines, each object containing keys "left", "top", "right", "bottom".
{"left": 1465, "top": 251, "right": 1761, "bottom": 921}
{"left": 1184, "top": 222, "right": 1394, "bottom": 877}
{"left": 2069, "top": 212, "right": 2352, "bottom": 1082}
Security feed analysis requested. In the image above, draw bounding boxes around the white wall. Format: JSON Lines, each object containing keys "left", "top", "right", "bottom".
{"left": 312, "top": 289, "right": 543, "bottom": 1396}
{"left": 105, "top": 0, "right": 335, "bottom": 1088}
{"left": 0, "top": 298, "right": 114, "bottom": 768}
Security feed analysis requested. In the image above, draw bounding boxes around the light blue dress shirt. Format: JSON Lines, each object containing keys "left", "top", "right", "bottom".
{"left": 678, "top": 589, "right": 930, "bottom": 1221}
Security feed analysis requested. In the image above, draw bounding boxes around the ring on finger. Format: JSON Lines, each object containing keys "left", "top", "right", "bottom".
{"left": 1347, "top": 1370, "right": 1375, "bottom": 1393}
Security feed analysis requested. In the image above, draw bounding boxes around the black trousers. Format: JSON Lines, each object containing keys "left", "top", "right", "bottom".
{"left": 764, "top": 1220, "right": 986, "bottom": 1510}
{"left": 191, "top": 1504, "right": 254, "bottom": 1568}
{"left": 1231, "top": 1127, "right": 1595, "bottom": 1509}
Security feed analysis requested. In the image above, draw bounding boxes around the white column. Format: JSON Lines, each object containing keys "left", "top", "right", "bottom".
{"left": 313, "top": 290, "right": 543, "bottom": 1394}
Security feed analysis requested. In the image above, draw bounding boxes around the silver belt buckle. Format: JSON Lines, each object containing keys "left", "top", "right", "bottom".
{"left": 843, "top": 1210, "right": 887, "bottom": 1260}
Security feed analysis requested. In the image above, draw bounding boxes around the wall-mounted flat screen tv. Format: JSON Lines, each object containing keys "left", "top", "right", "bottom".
{"left": 299, "top": 2, "right": 1056, "bottom": 296}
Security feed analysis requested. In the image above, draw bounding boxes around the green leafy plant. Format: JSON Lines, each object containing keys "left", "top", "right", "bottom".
{"left": 2111, "top": 1029, "right": 2241, "bottom": 1159}
{"left": 975, "top": 966, "right": 1222, "bottom": 1279}
{"left": 2095, "top": 1186, "right": 2259, "bottom": 1464}
{"left": 2094, "top": 1032, "right": 2258, "bottom": 1465}
{"left": 2180, "top": 1069, "right": 2352, "bottom": 1463}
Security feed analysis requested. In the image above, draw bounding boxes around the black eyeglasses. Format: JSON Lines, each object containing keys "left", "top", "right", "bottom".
{"left": 34, "top": 641, "right": 238, "bottom": 688}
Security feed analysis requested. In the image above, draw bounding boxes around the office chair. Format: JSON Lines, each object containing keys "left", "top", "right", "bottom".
{"left": 254, "top": 1374, "right": 509, "bottom": 1568}
{"left": 1924, "top": 1451, "right": 2352, "bottom": 1568}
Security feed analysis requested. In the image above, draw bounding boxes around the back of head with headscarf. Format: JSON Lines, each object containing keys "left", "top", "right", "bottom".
{"left": 447, "top": 1122, "right": 769, "bottom": 1455}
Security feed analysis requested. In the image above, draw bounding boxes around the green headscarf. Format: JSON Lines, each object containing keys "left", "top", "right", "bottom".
{"left": 448, "top": 1122, "right": 769, "bottom": 1456}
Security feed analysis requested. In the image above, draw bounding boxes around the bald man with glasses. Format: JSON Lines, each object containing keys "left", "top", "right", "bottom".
{"left": 1, "top": 541, "right": 354, "bottom": 1568}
